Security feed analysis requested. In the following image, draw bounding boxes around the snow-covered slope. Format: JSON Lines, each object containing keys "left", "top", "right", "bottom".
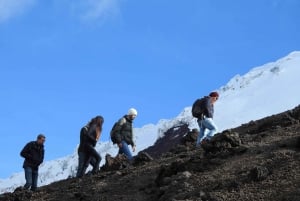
{"left": 1, "top": 51, "right": 300, "bottom": 194}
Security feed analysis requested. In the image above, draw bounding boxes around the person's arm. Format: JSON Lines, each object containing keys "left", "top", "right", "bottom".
{"left": 129, "top": 126, "right": 136, "bottom": 151}
{"left": 131, "top": 136, "right": 136, "bottom": 152}
{"left": 38, "top": 148, "right": 45, "bottom": 166}
{"left": 20, "top": 142, "right": 32, "bottom": 159}
{"left": 128, "top": 135, "right": 135, "bottom": 147}
{"left": 86, "top": 125, "right": 97, "bottom": 144}
{"left": 203, "top": 97, "right": 212, "bottom": 118}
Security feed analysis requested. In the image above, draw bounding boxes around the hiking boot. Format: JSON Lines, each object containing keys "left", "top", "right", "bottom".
{"left": 201, "top": 138, "right": 209, "bottom": 145}
{"left": 14, "top": 186, "right": 25, "bottom": 192}
{"left": 92, "top": 169, "right": 101, "bottom": 175}
{"left": 31, "top": 187, "right": 38, "bottom": 192}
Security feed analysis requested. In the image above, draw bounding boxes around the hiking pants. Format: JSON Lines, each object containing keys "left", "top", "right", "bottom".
{"left": 24, "top": 166, "right": 38, "bottom": 191}
{"left": 196, "top": 117, "right": 218, "bottom": 146}
{"left": 118, "top": 140, "right": 133, "bottom": 160}
{"left": 84, "top": 144, "right": 101, "bottom": 174}
{"left": 76, "top": 151, "right": 98, "bottom": 177}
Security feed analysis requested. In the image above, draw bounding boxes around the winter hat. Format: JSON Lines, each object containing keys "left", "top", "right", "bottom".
{"left": 209, "top": 91, "right": 219, "bottom": 98}
{"left": 128, "top": 108, "right": 138, "bottom": 116}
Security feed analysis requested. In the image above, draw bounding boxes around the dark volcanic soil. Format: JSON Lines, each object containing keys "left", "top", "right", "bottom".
{"left": 1, "top": 106, "right": 300, "bottom": 201}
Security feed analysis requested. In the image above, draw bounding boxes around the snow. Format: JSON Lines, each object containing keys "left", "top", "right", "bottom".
{"left": 1, "top": 51, "right": 300, "bottom": 194}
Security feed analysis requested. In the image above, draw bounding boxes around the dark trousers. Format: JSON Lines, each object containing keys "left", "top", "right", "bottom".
{"left": 76, "top": 146, "right": 101, "bottom": 177}
{"left": 76, "top": 152, "right": 97, "bottom": 177}
{"left": 85, "top": 144, "right": 101, "bottom": 174}
{"left": 24, "top": 166, "right": 38, "bottom": 191}
{"left": 76, "top": 151, "right": 87, "bottom": 178}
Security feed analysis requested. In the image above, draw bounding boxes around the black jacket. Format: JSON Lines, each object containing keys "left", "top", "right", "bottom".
{"left": 86, "top": 124, "right": 99, "bottom": 147}
{"left": 78, "top": 125, "right": 98, "bottom": 153}
{"left": 20, "top": 141, "right": 44, "bottom": 170}
{"left": 114, "top": 115, "right": 135, "bottom": 146}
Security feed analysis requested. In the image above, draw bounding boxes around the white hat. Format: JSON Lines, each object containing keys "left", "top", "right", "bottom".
{"left": 128, "top": 108, "right": 138, "bottom": 116}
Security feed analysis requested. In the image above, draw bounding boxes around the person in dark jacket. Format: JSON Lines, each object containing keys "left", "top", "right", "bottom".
{"left": 111, "top": 108, "right": 137, "bottom": 160}
{"left": 195, "top": 92, "right": 219, "bottom": 146}
{"left": 20, "top": 134, "right": 45, "bottom": 191}
{"left": 76, "top": 116, "right": 104, "bottom": 178}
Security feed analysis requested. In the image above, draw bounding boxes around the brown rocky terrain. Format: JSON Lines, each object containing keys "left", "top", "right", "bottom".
{"left": 1, "top": 105, "right": 300, "bottom": 201}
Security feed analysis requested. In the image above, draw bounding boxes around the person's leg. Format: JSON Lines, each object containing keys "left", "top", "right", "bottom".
{"left": 76, "top": 151, "right": 88, "bottom": 178}
{"left": 196, "top": 119, "right": 206, "bottom": 146}
{"left": 202, "top": 118, "right": 218, "bottom": 140}
{"left": 89, "top": 156, "right": 97, "bottom": 169}
{"left": 119, "top": 141, "right": 133, "bottom": 160}
{"left": 31, "top": 169, "right": 38, "bottom": 191}
{"left": 23, "top": 167, "right": 32, "bottom": 190}
{"left": 85, "top": 145, "right": 101, "bottom": 174}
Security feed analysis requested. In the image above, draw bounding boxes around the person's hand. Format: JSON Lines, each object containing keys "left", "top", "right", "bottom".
{"left": 132, "top": 145, "right": 136, "bottom": 152}
{"left": 118, "top": 143, "right": 122, "bottom": 148}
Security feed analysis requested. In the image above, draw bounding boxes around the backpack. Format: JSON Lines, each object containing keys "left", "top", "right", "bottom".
{"left": 191, "top": 97, "right": 206, "bottom": 118}
{"left": 110, "top": 117, "right": 127, "bottom": 144}
{"left": 110, "top": 122, "right": 119, "bottom": 144}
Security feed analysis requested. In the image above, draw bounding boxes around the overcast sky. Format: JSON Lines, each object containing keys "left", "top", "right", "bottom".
{"left": 0, "top": 0, "right": 300, "bottom": 178}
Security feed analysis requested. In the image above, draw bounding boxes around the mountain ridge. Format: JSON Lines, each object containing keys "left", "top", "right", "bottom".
{"left": 1, "top": 104, "right": 299, "bottom": 201}
{"left": 1, "top": 51, "right": 300, "bottom": 194}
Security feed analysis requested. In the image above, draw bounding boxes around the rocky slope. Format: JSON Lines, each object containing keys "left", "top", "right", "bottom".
{"left": 1, "top": 105, "right": 300, "bottom": 201}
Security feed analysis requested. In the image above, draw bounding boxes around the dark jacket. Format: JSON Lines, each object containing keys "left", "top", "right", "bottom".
{"left": 20, "top": 141, "right": 44, "bottom": 170}
{"left": 86, "top": 124, "right": 99, "bottom": 147}
{"left": 114, "top": 115, "right": 135, "bottom": 146}
{"left": 78, "top": 125, "right": 98, "bottom": 153}
{"left": 78, "top": 126, "right": 88, "bottom": 153}
{"left": 203, "top": 96, "right": 215, "bottom": 118}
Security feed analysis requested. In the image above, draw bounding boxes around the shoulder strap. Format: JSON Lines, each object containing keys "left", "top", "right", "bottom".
{"left": 119, "top": 117, "right": 127, "bottom": 125}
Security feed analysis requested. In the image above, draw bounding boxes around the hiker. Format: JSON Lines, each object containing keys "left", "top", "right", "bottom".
{"left": 110, "top": 108, "right": 137, "bottom": 161}
{"left": 195, "top": 91, "right": 219, "bottom": 146}
{"left": 76, "top": 116, "right": 104, "bottom": 178}
{"left": 20, "top": 134, "right": 46, "bottom": 191}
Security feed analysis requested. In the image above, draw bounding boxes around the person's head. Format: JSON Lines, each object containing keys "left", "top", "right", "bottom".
{"left": 36, "top": 134, "right": 46, "bottom": 145}
{"left": 90, "top": 115, "right": 104, "bottom": 129}
{"left": 209, "top": 91, "right": 219, "bottom": 103}
{"left": 127, "top": 108, "right": 138, "bottom": 120}
{"left": 94, "top": 115, "right": 104, "bottom": 125}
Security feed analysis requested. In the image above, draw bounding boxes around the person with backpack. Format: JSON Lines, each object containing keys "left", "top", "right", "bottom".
{"left": 192, "top": 91, "right": 219, "bottom": 146}
{"left": 76, "top": 116, "right": 104, "bottom": 178}
{"left": 110, "top": 108, "right": 137, "bottom": 161}
{"left": 20, "top": 134, "right": 46, "bottom": 191}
